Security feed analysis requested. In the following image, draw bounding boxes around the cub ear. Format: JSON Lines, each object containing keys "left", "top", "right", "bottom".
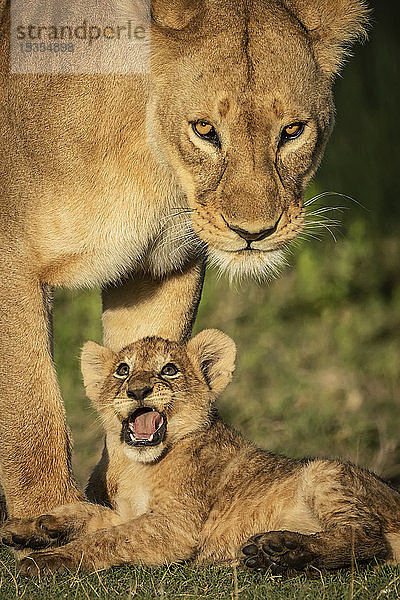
{"left": 151, "top": 0, "right": 200, "bottom": 30}
{"left": 286, "top": 0, "right": 370, "bottom": 75}
{"left": 187, "top": 329, "right": 236, "bottom": 395}
{"left": 81, "top": 342, "right": 115, "bottom": 401}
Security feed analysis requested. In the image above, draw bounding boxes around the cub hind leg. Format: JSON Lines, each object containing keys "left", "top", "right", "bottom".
{"left": 242, "top": 524, "right": 391, "bottom": 575}
{"left": 241, "top": 459, "right": 396, "bottom": 574}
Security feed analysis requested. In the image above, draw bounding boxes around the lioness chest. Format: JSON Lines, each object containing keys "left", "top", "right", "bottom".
{"left": 33, "top": 184, "right": 195, "bottom": 288}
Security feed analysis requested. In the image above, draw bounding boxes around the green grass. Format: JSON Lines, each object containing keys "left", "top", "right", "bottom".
{"left": 1, "top": 548, "right": 399, "bottom": 600}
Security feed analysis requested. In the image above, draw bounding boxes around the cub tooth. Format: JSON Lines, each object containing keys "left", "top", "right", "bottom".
{"left": 149, "top": 434, "right": 154, "bottom": 442}
{"left": 130, "top": 432, "right": 135, "bottom": 442}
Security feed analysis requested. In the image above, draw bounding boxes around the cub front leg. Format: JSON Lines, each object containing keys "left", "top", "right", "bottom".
{"left": 1, "top": 502, "right": 121, "bottom": 551}
{"left": 18, "top": 507, "right": 197, "bottom": 576}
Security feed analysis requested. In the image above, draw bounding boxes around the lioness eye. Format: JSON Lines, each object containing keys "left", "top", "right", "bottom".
{"left": 115, "top": 363, "right": 130, "bottom": 378}
{"left": 161, "top": 363, "right": 179, "bottom": 377}
{"left": 281, "top": 122, "right": 305, "bottom": 142}
{"left": 192, "top": 121, "right": 221, "bottom": 148}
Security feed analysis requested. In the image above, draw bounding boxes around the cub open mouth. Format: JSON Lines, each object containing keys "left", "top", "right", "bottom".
{"left": 121, "top": 407, "right": 166, "bottom": 448}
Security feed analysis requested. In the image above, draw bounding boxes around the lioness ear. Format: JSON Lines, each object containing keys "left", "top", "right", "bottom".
{"left": 81, "top": 342, "right": 115, "bottom": 401}
{"left": 151, "top": 0, "right": 200, "bottom": 30}
{"left": 187, "top": 329, "right": 236, "bottom": 395}
{"left": 286, "top": 0, "right": 370, "bottom": 75}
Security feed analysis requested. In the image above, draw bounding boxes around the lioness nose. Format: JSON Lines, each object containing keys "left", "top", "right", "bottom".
{"left": 127, "top": 386, "right": 154, "bottom": 402}
{"left": 226, "top": 221, "right": 279, "bottom": 242}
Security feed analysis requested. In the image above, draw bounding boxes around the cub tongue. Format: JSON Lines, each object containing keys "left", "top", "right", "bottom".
{"left": 132, "top": 412, "right": 162, "bottom": 439}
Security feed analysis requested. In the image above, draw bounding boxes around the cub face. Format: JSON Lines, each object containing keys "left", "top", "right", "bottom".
{"left": 147, "top": 0, "right": 368, "bottom": 280}
{"left": 81, "top": 330, "right": 236, "bottom": 463}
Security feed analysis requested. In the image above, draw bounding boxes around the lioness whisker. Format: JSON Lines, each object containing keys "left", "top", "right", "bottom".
{"left": 306, "top": 206, "right": 347, "bottom": 217}
{"left": 158, "top": 210, "right": 194, "bottom": 225}
{"left": 155, "top": 230, "right": 194, "bottom": 247}
{"left": 150, "top": 221, "right": 192, "bottom": 249}
{"left": 152, "top": 229, "right": 192, "bottom": 250}
{"left": 296, "top": 232, "right": 324, "bottom": 242}
{"left": 305, "top": 219, "right": 341, "bottom": 229}
{"left": 158, "top": 230, "right": 205, "bottom": 258}
{"left": 153, "top": 225, "right": 199, "bottom": 249}
{"left": 169, "top": 207, "right": 196, "bottom": 213}
{"left": 149, "top": 210, "right": 198, "bottom": 251}
{"left": 304, "top": 191, "right": 366, "bottom": 210}
{"left": 168, "top": 236, "right": 205, "bottom": 260}
{"left": 306, "top": 222, "right": 339, "bottom": 242}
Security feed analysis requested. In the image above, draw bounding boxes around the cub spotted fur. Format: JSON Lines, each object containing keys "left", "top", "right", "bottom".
{"left": 2, "top": 331, "right": 400, "bottom": 576}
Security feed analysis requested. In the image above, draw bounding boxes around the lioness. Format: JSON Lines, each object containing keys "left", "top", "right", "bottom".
{"left": 2, "top": 330, "right": 399, "bottom": 576}
{"left": 0, "top": 0, "right": 369, "bottom": 518}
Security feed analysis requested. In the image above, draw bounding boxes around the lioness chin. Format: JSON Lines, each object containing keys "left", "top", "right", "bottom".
{"left": 2, "top": 330, "right": 399, "bottom": 577}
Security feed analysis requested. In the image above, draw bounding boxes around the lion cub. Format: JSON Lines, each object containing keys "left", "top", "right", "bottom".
{"left": 2, "top": 330, "right": 400, "bottom": 576}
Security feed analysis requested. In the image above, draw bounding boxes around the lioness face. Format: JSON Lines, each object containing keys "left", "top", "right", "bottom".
{"left": 147, "top": 0, "right": 368, "bottom": 280}
{"left": 81, "top": 330, "right": 236, "bottom": 463}
{"left": 147, "top": 3, "right": 335, "bottom": 280}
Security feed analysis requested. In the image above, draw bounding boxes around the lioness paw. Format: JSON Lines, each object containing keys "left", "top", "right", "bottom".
{"left": 241, "top": 531, "right": 317, "bottom": 576}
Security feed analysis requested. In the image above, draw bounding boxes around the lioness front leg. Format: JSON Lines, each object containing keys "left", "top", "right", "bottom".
{"left": 0, "top": 262, "right": 83, "bottom": 518}
{"left": 102, "top": 260, "right": 205, "bottom": 350}
{"left": 18, "top": 508, "right": 197, "bottom": 576}
{"left": 1, "top": 502, "right": 122, "bottom": 551}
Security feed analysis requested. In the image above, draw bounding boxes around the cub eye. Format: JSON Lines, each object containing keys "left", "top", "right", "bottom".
{"left": 161, "top": 363, "right": 179, "bottom": 377}
{"left": 115, "top": 363, "right": 130, "bottom": 378}
{"left": 192, "top": 121, "right": 221, "bottom": 148}
{"left": 281, "top": 122, "right": 305, "bottom": 142}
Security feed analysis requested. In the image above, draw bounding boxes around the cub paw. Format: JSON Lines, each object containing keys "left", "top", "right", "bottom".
{"left": 1, "top": 514, "right": 71, "bottom": 550}
{"left": 240, "top": 530, "right": 317, "bottom": 576}
{"left": 19, "top": 551, "right": 77, "bottom": 577}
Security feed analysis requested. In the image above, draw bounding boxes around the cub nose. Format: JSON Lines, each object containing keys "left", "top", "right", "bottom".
{"left": 127, "top": 386, "right": 154, "bottom": 402}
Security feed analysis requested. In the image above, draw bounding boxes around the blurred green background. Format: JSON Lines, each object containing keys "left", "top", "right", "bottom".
{"left": 55, "top": 0, "right": 400, "bottom": 489}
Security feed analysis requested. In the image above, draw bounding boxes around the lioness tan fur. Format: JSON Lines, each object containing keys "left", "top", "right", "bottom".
{"left": 2, "top": 330, "right": 399, "bottom": 577}
{"left": 0, "top": 0, "right": 369, "bottom": 518}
